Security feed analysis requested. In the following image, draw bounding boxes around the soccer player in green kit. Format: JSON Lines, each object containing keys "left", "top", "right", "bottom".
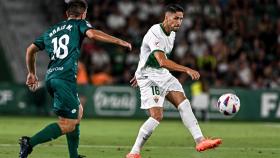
{"left": 19, "top": 0, "right": 131, "bottom": 158}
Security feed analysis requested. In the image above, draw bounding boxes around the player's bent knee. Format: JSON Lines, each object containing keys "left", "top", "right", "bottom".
{"left": 58, "top": 118, "right": 78, "bottom": 134}
{"left": 149, "top": 108, "right": 163, "bottom": 122}
{"left": 150, "top": 113, "right": 163, "bottom": 122}
{"left": 61, "top": 123, "right": 76, "bottom": 134}
{"left": 77, "top": 105, "right": 83, "bottom": 123}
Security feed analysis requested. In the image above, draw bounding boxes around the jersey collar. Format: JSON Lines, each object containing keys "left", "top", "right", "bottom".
{"left": 160, "top": 23, "right": 171, "bottom": 36}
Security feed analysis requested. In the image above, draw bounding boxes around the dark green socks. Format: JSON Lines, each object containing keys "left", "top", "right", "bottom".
{"left": 30, "top": 123, "right": 62, "bottom": 147}
{"left": 29, "top": 122, "right": 80, "bottom": 158}
{"left": 66, "top": 124, "right": 80, "bottom": 158}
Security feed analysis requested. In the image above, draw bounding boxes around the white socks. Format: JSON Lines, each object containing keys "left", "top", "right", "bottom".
{"left": 129, "top": 99, "right": 202, "bottom": 154}
{"left": 130, "top": 117, "right": 159, "bottom": 154}
{"left": 178, "top": 99, "right": 204, "bottom": 141}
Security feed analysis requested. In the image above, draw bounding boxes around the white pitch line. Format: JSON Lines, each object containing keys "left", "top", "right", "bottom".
{"left": 264, "top": 124, "right": 280, "bottom": 128}
{"left": 1, "top": 144, "right": 280, "bottom": 151}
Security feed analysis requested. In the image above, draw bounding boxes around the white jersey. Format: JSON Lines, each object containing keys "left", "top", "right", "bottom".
{"left": 134, "top": 24, "right": 185, "bottom": 109}
{"left": 135, "top": 23, "right": 176, "bottom": 79}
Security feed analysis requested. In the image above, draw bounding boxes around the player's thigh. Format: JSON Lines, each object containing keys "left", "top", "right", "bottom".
{"left": 49, "top": 79, "right": 80, "bottom": 119}
{"left": 139, "top": 80, "right": 166, "bottom": 109}
{"left": 166, "top": 77, "right": 187, "bottom": 107}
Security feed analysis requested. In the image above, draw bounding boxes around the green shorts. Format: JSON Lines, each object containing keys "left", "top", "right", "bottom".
{"left": 46, "top": 79, "right": 80, "bottom": 119}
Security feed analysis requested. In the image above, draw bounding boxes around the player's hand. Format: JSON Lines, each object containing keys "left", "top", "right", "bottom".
{"left": 121, "top": 41, "right": 132, "bottom": 51}
{"left": 185, "top": 68, "right": 200, "bottom": 80}
{"left": 26, "top": 73, "right": 39, "bottom": 92}
{"left": 130, "top": 76, "right": 138, "bottom": 88}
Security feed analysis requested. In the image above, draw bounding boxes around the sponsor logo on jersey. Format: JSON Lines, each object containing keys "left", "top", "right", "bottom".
{"left": 46, "top": 67, "right": 64, "bottom": 74}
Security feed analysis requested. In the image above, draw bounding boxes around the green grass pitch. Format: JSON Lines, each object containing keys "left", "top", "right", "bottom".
{"left": 0, "top": 116, "right": 279, "bottom": 158}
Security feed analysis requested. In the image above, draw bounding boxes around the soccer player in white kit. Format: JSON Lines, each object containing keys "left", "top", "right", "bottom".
{"left": 126, "top": 4, "right": 222, "bottom": 158}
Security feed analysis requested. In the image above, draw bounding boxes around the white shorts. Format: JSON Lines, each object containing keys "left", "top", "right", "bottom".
{"left": 137, "top": 75, "right": 185, "bottom": 109}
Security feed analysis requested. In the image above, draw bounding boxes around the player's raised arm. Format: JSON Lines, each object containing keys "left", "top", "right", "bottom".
{"left": 26, "top": 43, "right": 40, "bottom": 91}
{"left": 154, "top": 51, "right": 200, "bottom": 80}
{"left": 86, "top": 29, "right": 132, "bottom": 51}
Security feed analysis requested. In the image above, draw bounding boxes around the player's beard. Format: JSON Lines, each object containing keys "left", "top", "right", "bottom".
{"left": 172, "top": 26, "right": 180, "bottom": 32}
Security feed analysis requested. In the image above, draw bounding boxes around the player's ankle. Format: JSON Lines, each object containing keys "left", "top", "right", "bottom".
{"left": 130, "top": 146, "right": 140, "bottom": 154}
{"left": 195, "top": 136, "right": 205, "bottom": 144}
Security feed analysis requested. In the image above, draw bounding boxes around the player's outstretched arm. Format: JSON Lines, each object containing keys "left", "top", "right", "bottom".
{"left": 26, "top": 44, "right": 39, "bottom": 91}
{"left": 86, "top": 29, "right": 132, "bottom": 51}
{"left": 130, "top": 76, "right": 138, "bottom": 88}
{"left": 154, "top": 51, "right": 200, "bottom": 80}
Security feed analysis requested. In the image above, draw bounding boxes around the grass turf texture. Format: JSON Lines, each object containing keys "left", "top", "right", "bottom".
{"left": 0, "top": 116, "right": 279, "bottom": 158}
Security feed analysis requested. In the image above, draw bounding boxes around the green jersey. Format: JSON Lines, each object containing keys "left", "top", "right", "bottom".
{"left": 33, "top": 19, "right": 93, "bottom": 82}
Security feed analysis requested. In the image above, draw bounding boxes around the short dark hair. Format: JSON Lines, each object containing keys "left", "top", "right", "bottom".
{"left": 66, "top": 0, "right": 88, "bottom": 17}
{"left": 165, "top": 4, "right": 184, "bottom": 13}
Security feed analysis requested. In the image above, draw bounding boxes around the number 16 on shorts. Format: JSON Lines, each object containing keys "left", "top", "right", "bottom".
{"left": 140, "top": 84, "right": 165, "bottom": 109}
{"left": 151, "top": 86, "right": 160, "bottom": 95}
{"left": 151, "top": 85, "right": 161, "bottom": 104}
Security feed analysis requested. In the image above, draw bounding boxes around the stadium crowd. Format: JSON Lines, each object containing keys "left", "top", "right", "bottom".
{"left": 53, "top": 0, "right": 280, "bottom": 89}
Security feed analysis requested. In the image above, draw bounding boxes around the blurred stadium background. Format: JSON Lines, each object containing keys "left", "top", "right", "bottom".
{"left": 0, "top": 0, "right": 279, "bottom": 158}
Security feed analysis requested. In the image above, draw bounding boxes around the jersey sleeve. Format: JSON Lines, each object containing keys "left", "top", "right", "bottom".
{"left": 148, "top": 34, "right": 165, "bottom": 53}
{"left": 33, "top": 34, "right": 45, "bottom": 50}
{"left": 79, "top": 20, "right": 94, "bottom": 36}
